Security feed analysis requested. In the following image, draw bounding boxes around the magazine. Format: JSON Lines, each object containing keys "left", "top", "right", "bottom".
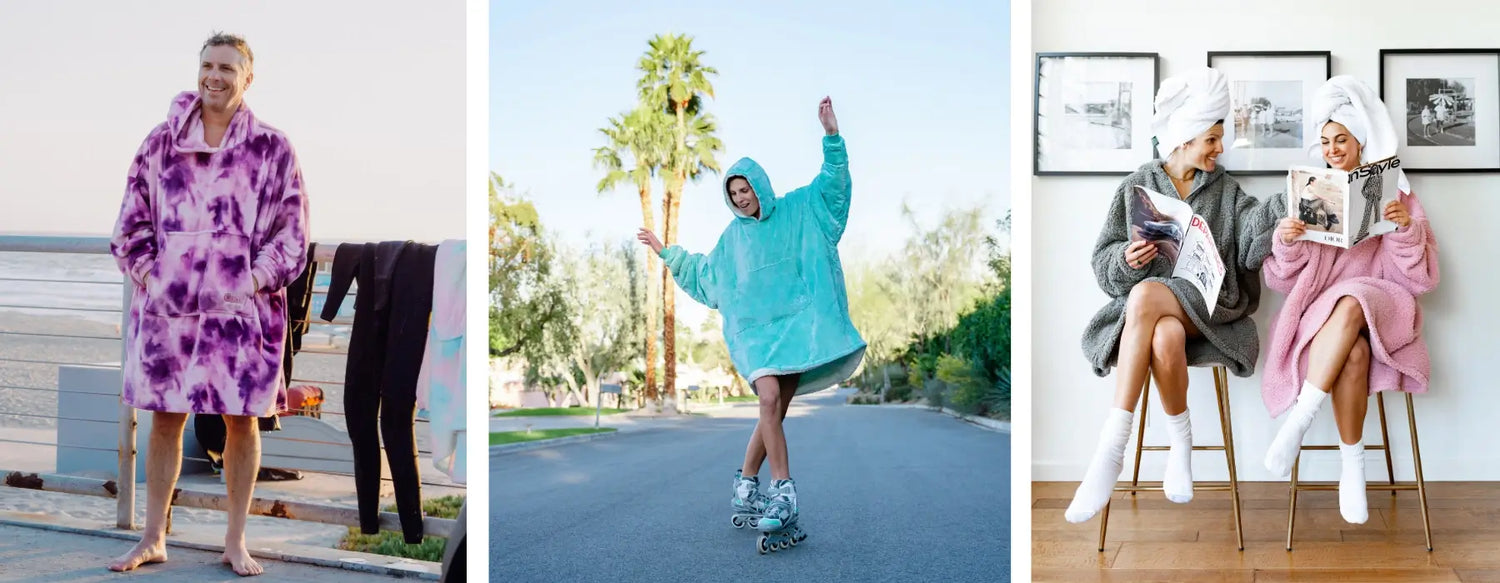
{"left": 1286, "top": 156, "right": 1402, "bottom": 248}
{"left": 1126, "top": 185, "right": 1226, "bottom": 317}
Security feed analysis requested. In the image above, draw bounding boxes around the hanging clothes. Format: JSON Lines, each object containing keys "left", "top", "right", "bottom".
{"left": 417, "top": 239, "right": 466, "bottom": 483}
{"left": 323, "top": 241, "right": 434, "bottom": 544}
{"left": 282, "top": 242, "right": 318, "bottom": 388}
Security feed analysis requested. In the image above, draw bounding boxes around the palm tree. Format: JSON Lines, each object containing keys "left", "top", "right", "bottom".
{"left": 593, "top": 106, "right": 672, "bottom": 407}
{"left": 636, "top": 33, "right": 724, "bottom": 411}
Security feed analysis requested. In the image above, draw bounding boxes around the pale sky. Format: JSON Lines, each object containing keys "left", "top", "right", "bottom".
{"left": 0, "top": 1, "right": 466, "bottom": 242}
{"left": 492, "top": 0, "right": 1010, "bottom": 326}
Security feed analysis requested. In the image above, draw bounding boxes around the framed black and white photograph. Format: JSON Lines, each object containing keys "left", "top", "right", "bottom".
{"left": 1208, "top": 51, "right": 1331, "bottom": 174}
{"left": 1034, "top": 53, "right": 1159, "bottom": 175}
{"left": 1381, "top": 49, "right": 1500, "bottom": 172}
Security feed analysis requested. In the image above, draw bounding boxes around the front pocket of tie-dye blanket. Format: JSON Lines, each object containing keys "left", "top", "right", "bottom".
{"left": 144, "top": 231, "right": 256, "bottom": 317}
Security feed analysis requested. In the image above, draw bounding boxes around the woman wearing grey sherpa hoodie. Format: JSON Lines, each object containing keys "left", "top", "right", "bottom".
{"left": 1065, "top": 68, "right": 1282, "bottom": 524}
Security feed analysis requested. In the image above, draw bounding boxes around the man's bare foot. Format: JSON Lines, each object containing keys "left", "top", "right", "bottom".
{"left": 107, "top": 539, "right": 168, "bottom": 572}
{"left": 222, "top": 545, "right": 264, "bottom": 577}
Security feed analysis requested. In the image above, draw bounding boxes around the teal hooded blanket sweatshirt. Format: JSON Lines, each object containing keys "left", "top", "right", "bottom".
{"left": 660, "top": 134, "right": 867, "bottom": 395}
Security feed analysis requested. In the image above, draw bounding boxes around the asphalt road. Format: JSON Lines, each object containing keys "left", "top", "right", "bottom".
{"left": 492, "top": 391, "right": 1011, "bottom": 582}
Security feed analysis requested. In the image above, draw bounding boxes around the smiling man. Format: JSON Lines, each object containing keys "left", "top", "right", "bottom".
{"left": 107, "top": 32, "right": 310, "bottom": 577}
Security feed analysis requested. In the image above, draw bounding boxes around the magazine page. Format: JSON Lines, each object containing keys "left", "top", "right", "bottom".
{"left": 1288, "top": 166, "right": 1350, "bottom": 248}
{"left": 1172, "top": 215, "right": 1226, "bottom": 317}
{"left": 1345, "top": 156, "right": 1403, "bottom": 246}
{"left": 1127, "top": 185, "right": 1194, "bottom": 265}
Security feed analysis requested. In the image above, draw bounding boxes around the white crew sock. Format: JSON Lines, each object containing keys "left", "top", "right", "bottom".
{"left": 1163, "top": 409, "right": 1194, "bottom": 503}
{"left": 1265, "top": 382, "right": 1329, "bottom": 477}
{"left": 1065, "top": 408, "right": 1134, "bottom": 523}
{"left": 1339, "top": 441, "right": 1369, "bottom": 524}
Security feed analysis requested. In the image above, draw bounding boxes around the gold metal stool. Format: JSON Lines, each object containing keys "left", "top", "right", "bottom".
{"left": 1098, "top": 365, "right": 1245, "bottom": 551}
{"left": 1286, "top": 390, "right": 1431, "bottom": 551}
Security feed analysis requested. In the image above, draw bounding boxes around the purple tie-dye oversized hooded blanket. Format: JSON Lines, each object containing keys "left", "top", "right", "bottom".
{"left": 110, "top": 91, "right": 310, "bottom": 417}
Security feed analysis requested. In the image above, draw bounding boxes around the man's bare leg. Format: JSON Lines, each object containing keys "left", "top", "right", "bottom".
{"left": 108, "top": 411, "right": 187, "bottom": 572}
{"left": 220, "top": 415, "right": 264, "bottom": 576}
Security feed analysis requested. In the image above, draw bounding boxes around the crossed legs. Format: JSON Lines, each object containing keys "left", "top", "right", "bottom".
{"left": 1265, "top": 296, "right": 1373, "bottom": 523}
{"left": 1068, "top": 282, "right": 1200, "bottom": 523}
{"left": 743, "top": 374, "right": 800, "bottom": 481}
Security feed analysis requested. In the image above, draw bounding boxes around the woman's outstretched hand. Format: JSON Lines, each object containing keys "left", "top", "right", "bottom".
{"left": 637, "top": 228, "right": 664, "bottom": 254}
{"left": 1276, "top": 217, "right": 1306, "bottom": 245}
{"left": 819, "top": 97, "right": 838, "bottom": 136}
{"left": 1384, "top": 200, "right": 1411, "bottom": 227}
{"left": 1123, "top": 240, "right": 1157, "bottom": 270}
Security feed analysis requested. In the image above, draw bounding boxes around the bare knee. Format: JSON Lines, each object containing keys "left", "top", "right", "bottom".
{"left": 1150, "top": 317, "right": 1187, "bottom": 369}
{"left": 755, "top": 380, "right": 782, "bottom": 413}
{"left": 1347, "top": 336, "right": 1371, "bottom": 370}
{"left": 1125, "top": 282, "right": 1173, "bottom": 324}
{"left": 221, "top": 415, "right": 257, "bottom": 437}
{"left": 1330, "top": 296, "right": 1366, "bottom": 332}
{"left": 151, "top": 412, "right": 188, "bottom": 435}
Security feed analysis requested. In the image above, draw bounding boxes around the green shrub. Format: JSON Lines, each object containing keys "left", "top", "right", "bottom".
{"left": 339, "top": 495, "right": 464, "bottom": 562}
{"left": 938, "top": 354, "right": 990, "bottom": 415}
{"left": 983, "top": 367, "right": 1012, "bottom": 419}
{"left": 922, "top": 379, "right": 947, "bottom": 410}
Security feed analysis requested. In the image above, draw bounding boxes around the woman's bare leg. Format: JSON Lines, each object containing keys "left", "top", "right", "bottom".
{"left": 1306, "top": 297, "right": 1368, "bottom": 391}
{"left": 1266, "top": 296, "right": 1369, "bottom": 477}
{"left": 1070, "top": 282, "right": 1197, "bottom": 521}
{"left": 1333, "top": 336, "right": 1372, "bottom": 524}
{"left": 1332, "top": 337, "right": 1371, "bottom": 445}
{"left": 742, "top": 374, "right": 800, "bottom": 478}
{"left": 1114, "top": 282, "right": 1198, "bottom": 412}
{"left": 1149, "top": 316, "right": 1196, "bottom": 503}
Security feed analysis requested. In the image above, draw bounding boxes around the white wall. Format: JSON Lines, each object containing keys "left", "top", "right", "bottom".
{"left": 1033, "top": 0, "right": 1500, "bottom": 482}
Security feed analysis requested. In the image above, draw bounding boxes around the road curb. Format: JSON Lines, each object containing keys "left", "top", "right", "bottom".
{"left": 938, "top": 407, "right": 1011, "bottom": 434}
{"left": 0, "top": 514, "right": 440, "bottom": 579}
{"left": 489, "top": 428, "right": 630, "bottom": 456}
{"left": 851, "top": 402, "right": 1011, "bottom": 433}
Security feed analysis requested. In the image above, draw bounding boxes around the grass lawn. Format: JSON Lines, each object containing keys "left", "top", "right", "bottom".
{"left": 722, "top": 395, "right": 758, "bottom": 403}
{"left": 489, "top": 427, "right": 617, "bottom": 445}
{"left": 492, "top": 407, "right": 628, "bottom": 417}
{"left": 338, "top": 495, "right": 464, "bottom": 562}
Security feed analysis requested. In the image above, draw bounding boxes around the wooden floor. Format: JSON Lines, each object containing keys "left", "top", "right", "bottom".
{"left": 1033, "top": 481, "right": 1500, "bottom": 582}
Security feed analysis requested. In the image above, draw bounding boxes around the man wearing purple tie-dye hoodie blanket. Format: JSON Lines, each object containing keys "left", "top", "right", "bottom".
{"left": 107, "top": 33, "right": 308, "bottom": 577}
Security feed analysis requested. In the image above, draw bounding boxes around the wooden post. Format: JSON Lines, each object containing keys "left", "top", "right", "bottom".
{"left": 117, "top": 281, "right": 137, "bottom": 530}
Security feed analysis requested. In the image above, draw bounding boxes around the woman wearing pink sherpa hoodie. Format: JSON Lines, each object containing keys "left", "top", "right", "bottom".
{"left": 1260, "top": 76, "right": 1439, "bottom": 526}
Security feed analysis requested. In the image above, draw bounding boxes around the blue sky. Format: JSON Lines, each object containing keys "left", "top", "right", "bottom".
{"left": 492, "top": 0, "right": 1009, "bottom": 324}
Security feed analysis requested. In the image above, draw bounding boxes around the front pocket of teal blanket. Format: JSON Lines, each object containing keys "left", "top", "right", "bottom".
{"left": 730, "top": 258, "right": 811, "bottom": 330}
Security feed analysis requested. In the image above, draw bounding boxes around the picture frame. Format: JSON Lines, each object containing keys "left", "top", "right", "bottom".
{"left": 1380, "top": 48, "right": 1500, "bottom": 172}
{"left": 1208, "top": 51, "right": 1331, "bottom": 175}
{"left": 1034, "top": 52, "right": 1159, "bottom": 175}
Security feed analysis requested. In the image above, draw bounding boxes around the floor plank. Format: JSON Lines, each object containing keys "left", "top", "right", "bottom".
{"left": 1034, "top": 481, "right": 1499, "bottom": 578}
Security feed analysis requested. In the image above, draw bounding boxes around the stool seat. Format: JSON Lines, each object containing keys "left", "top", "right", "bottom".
{"left": 1098, "top": 365, "right": 1245, "bottom": 551}
{"left": 1286, "top": 390, "right": 1431, "bottom": 551}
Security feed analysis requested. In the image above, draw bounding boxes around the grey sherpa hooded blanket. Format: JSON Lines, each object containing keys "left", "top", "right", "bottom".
{"left": 1082, "top": 160, "right": 1284, "bottom": 378}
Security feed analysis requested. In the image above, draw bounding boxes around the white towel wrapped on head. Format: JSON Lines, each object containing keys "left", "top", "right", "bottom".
{"left": 1307, "top": 75, "right": 1410, "bottom": 192}
{"left": 1152, "top": 67, "right": 1231, "bottom": 157}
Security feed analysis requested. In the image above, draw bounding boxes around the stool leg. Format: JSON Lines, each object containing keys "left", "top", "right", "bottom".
{"left": 1215, "top": 367, "right": 1244, "bottom": 551}
{"left": 1377, "top": 392, "right": 1396, "bottom": 496}
{"left": 1406, "top": 392, "right": 1432, "bottom": 551}
{"left": 1287, "top": 455, "right": 1300, "bottom": 551}
{"left": 1097, "top": 500, "right": 1110, "bottom": 552}
{"left": 1130, "top": 380, "right": 1150, "bottom": 495}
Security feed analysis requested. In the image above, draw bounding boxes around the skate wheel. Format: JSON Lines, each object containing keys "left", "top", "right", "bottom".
{"left": 758, "top": 535, "right": 770, "bottom": 554}
{"left": 732, "top": 515, "right": 745, "bottom": 528}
